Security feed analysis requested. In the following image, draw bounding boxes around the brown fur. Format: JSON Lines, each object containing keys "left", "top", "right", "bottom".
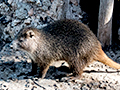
{"left": 11, "top": 19, "right": 120, "bottom": 79}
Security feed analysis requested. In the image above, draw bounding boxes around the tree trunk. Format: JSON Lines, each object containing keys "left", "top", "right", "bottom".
{"left": 97, "top": 0, "right": 114, "bottom": 47}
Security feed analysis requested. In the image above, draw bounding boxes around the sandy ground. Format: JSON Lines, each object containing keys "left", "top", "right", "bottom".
{"left": 0, "top": 49, "right": 120, "bottom": 90}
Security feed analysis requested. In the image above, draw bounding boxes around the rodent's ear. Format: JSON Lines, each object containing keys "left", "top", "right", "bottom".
{"left": 27, "top": 30, "right": 35, "bottom": 38}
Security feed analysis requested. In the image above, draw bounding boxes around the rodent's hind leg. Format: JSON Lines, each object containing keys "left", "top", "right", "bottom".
{"left": 70, "top": 69, "right": 83, "bottom": 80}
{"left": 38, "top": 63, "right": 50, "bottom": 79}
{"left": 68, "top": 58, "right": 85, "bottom": 80}
{"left": 61, "top": 66, "right": 83, "bottom": 81}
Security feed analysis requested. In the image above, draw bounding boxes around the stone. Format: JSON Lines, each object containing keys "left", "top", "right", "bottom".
{"left": 8, "top": 0, "right": 13, "bottom": 5}
{"left": 49, "top": 0, "right": 63, "bottom": 20}
{"left": 15, "top": 8, "right": 27, "bottom": 19}
{"left": 0, "top": 3, "right": 10, "bottom": 14}
{"left": 70, "top": 0, "right": 78, "bottom": 6}
{"left": 41, "top": 0, "right": 51, "bottom": 11}
{"left": 24, "top": 18, "right": 32, "bottom": 25}
{"left": 12, "top": 19, "right": 21, "bottom": 26}
{"left": 15, "top": 3, "right": 32, "bottom": 19}
{"left": 36, "top": 0, "right": 42, "bottom": 6}
{"left": 28, "top": 8, "right": 34, "bottom": 16}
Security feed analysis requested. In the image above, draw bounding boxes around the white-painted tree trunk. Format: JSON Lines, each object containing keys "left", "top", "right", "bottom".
{"left": 97, "top": 0, "right": 114, "bottom": 47}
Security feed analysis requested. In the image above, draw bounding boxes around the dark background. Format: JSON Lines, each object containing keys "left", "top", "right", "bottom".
{"left": 80, "top": 0, "right": 120, "bottom": 46}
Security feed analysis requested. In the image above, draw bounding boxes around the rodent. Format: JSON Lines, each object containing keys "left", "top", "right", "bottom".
{"left": 11, "top": 19, "right": 120, "bottom": 79}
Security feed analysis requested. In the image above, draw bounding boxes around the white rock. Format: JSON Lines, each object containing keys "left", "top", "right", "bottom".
{"left": 15, "top": 3, "right": 32, "bottom": 19}
{"left": 42, "top": 0, "right": 51, "bottom": 11}
{"left": 15, "top": 8, "right": 27, "bottom": 19}
{"left": 24, "top": 18, "right": 32, "bottom": 25}
{"left": 42, "top": 5, "right": 48, "bottom": 11}
{"left": 8, "top": 0, "right": 13, "bottom": 5}
{"left": 42, "top": 0, "right": 51, "bottom": 7}
{"left": 0, "top": 3, "right": 9, "bottom": 14}
{"left": 50, "top": 0, "right": 63, "bottom": 20}
{"left": 12, "top": 19, "right": 21, "bottom": 26}
{"left": 36, "top": 0, "right": 42, "bottom": 6}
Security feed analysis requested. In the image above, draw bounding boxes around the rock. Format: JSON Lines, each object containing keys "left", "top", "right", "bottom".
{"left": 36, "top": 0, "right": 42, "bottom": 6}
{"left": 12, "top": 19, "right": 21, "bottom": 26}
{"left": 50, "top": 0, "right": 63, "bottom": 20}
{"left": 15, "top": 3, "right": 32, "bottom": 19}
{"left": 15, "top": 8, "right": 27, "bottom": 19}
{"left": 28, "top": 8, "right": 34, "bottom": 16}
{"left": 70, "top": 0, "right": 78, "bottom": 6}
{"left": 6, "top": 15, "right": 12, "bottom": 21}
{"left": 42, "top": 0, "right": 51, "bottom": 11}
{"left": 7, "top": 0, "right": 19, "bottom": 7}
{"left": 0, "top": 3, "right": 10, "bottom": 14}
{"left": 8, "top": 0, "right": 13, "bottom": 5}
{"left": 24, "top": 18, "right": 32, "bottom": 25}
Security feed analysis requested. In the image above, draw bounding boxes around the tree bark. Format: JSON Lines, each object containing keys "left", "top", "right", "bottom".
{"left": 97, "top": 0, "right": 114, "bottom": 47}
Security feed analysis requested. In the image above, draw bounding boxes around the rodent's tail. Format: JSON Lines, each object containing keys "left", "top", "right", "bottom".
{"left": 96, "top": 48, "right": 120, "bottom": 69}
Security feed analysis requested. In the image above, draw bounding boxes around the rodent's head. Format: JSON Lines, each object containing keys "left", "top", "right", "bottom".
{"left": 10, "top": 27, "right": 40, "bottom": 53}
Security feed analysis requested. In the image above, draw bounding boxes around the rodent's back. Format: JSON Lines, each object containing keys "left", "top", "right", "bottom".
{"left": 42, "top": 19, "right": 101, "bottom": 60}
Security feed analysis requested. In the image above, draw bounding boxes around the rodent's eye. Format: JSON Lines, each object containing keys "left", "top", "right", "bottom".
{"left": 29, "top": 32, "right": 34, "bottom": 38}
{"left": 30, "top": 34, "right": 34, "bottom": 38}
{"left": 19, "top": 38, "right": 23, "bottom": 42}
{"left": 19, "top": 40, "right": 23, "bottom": 42}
